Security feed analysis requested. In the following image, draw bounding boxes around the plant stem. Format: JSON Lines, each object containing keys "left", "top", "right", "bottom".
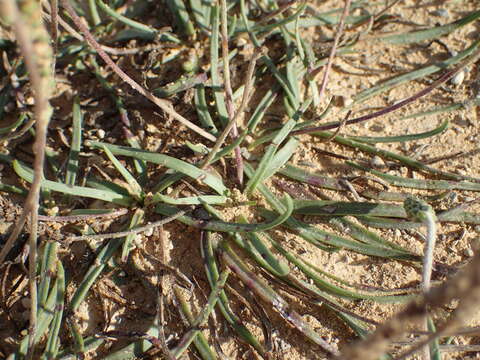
{"left": 403, "top": 196, "right": 438, "bottom": 360}
{"left": 422, "top": 212, "right": 437, "bottom": 293}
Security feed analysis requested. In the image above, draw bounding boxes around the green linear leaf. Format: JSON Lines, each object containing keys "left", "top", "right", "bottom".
{"left": 380, "top": 9, "right": 480, "bottom": 45}
{"left": 348, "top": 161, "right": 480, "bottom": 192}
{"left": 348, "top": 120, "right": 448, "bottom": 144}
{"left": 13, "top": 160, "right": 133, "bottom": 206}
{"left": 86, "top": 141, "right": 229, "bottom": 195}
{"left": 0, "top": 113, "right": 27, "bottom": 134}
{"left": 152, "top": 194, "right": 227, "bottom": 205}
{"left": 65, "top": 97, "right": 82, "bottom": 187}
{"left": 102, "top": 145, "right": 143, "bottom": 200}
{"left": 354, "top": 39, "right": 480, "bottom": 103}
{"left": 155, "top": 194, "right": 293, "bottom": 232}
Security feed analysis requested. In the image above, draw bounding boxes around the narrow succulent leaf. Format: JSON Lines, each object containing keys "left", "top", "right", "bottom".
{"left": 56, "top": 337, "right": 104, "bottom": 360}
{"left": 68, "top": 320, "right": 86, "bottom": 359}
{"left": 304, "top": 259, "right": 418, "bottom": 296}
{"left": 210, "top": 5, "right": 229, "bottom": 126}
{"left": 354, "top": 39, "right": 480, "bottom": 103}
{"left": 284, "top": 274, "right": 381, "bottom": 330}
{"left": 380, "top": 10, "right": 480, "bottom": 44}
{"left": 65, "top": 97, "right": 82, "bottom": 186}
{"left": 155, "top": 194, "right": 293, "bottom": 232}
{"left": 428, "top": 317, "right": 442, "bottom": 360}
{"left": 278, "top": 164, "right": 344, "bottom": 191}
{"left": 42, "top": 261, "right": 66, "bottom": 360}
{"left": 120, "top": 208, "right": 144, "bottom": 262}
{"left": 174, "top": 286, "right": 218, "bottom": 360}
{"left": 245, "top": 119, "right": 297, "bottom": 194}
{"left": 95, "top": 0, "right": 158, "bottom": 37}
{"left": 246, "top": 87, "right": 278, "bottom": 133}
{"left": 311, "top": 132, "right": 480, "bottom": 182}
{"left": 262, "top": 137, "right": 299, "bottom": 182}
{"left": 13, "top": 160, "right": 133, "bottom": 206}
{"left": 153, "top": 73, "right": 207, "bottom": 97}
{"left": 293, "top": 199, "right": 480, "bottom": 225}
{"left": 171, "top": 271, "right": 229, "bottom": 358}
{"left": 221, "top": 242, "right": 339, "bottom": 356}
{"left": 85, "top": 177, "right": 132, "bottom": 197}
{"left": 250, "top": 3, "right": 307, "bottom": 34}
{"left": 69, "top": 238, "right": 123, "bottom": 312}
{"left": 152, "top": 171, "right": 185, "bottom": 194}
{"left": 102, "top": 145, "right": 144, "bottom": 200}
{"left": 194, "top": 85, "right": 218, "bottom": 134}
{"left": 236, "top": 216, "right": 290, "bottom": 277}
{"left": 88, "top": 0, "right": 101, "bottom": 25}
{"left": 0, "top": 183, "right": 27, "bottom": 195}
{"left": 348, "top": 120, "right": 449, "bottom": 143}
{"left": 103, "top": 327, "right": 159, "bottom": 360}
{"left": 185, "top": 140, "right": 210, "bottom": 155}
{"left": 200, "top": 232, "right": 267, "bottom": 355}
{"left": 87, "top": 141, "right": 229, "bottom": 195}
{"left": 401, "top": 97, "right": 480, "bottom": 120}
{"left": 293, "top": 199, "right": 407, "bottom": 218}
{"left": 348, "top": 161, "right": 480, "bottom": 191}
{"left": 38, "top": 241, "right": 58, "bottom": 309}
{"left": 285, "top": 58, "right": 301, "bottom": 104}
{"left": 261, "top": 208, "right": 419, "bottom": 261}
{"left": 189, "top": 0, "right": 210, "bottom": 31}
{"left": 0, "top": 112, "right": 27, "bottom": 134}
{"left": 329, "top": 217, "right": 411, "bottom": 252}
{"left": 264, "top": 231, "right": 411, "bottom": 303}
{"left": 152, "top": 193, "right": 227, "bottom": 205}
{"left": 17, "top": 276, "right": 59, "bottom": 357}
{"left": 166, "top": 0, "right": 195, "bottom": 36}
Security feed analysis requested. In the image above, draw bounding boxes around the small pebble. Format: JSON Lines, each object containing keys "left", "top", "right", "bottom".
{"left": 369, "top": 124, "right": 385, "bottom": 132}
{"left": 474, "top": 225, "right": 480, "bottom": 233}
{"left": 431, "top": 8, "right": 449, "bottom": 17}
{"left": 453, "top": 114, "right": 471, "bottom": 127}
{"left": 335, "top": 95, "right": 353, "bottom": 107}
{"left": 450, "top": 70, "right": 465, "bottom": 86}
{"left": 45, "top": 206, "right": 59, "bottom": 216}
{"left": 370, "top": 155, "right": 385, "bottom": 168}
{"left": 144, "top": 227, "right": 154, "bottom": 237}
{"left": 452, "top": 126, "right": 464, "bottom": 134}
{"left": 464, "top": 248, "right": 474, "bottom": 257}
{"left": 97, "top": 129, "right": 106, "bottom": 139}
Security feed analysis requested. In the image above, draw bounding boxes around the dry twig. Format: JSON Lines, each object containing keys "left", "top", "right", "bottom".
{"left": 313, "top": 0, "right": 352, "bottom": 103}
{"left": 0, "top": 1, "right": 54, "bottom": 358}
{"left": 220, "top": 0, "right": 244, "bottom": 184}
{"left": 338, "top": 249, "right": 480, "bottom": 359}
